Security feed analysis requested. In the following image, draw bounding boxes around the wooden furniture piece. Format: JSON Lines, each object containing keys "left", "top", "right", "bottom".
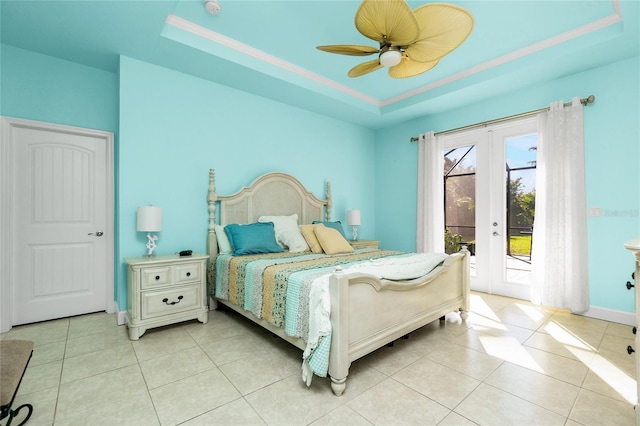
{"left": 124, "top": 253, "right": 209, "bottom": 340}
{"left": 349, "top": 239, "right": 379, "bottom": 249}
{"left": 207, "top": 170, "right": 470, "bottom": 396}
{"left": 624, "top": 237, "right": 640, "bottom": 425}
{"left": 0, "top": 340, "right": 34, "bottom": 426}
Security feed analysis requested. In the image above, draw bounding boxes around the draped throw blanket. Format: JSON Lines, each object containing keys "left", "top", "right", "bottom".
{"left": 301, "top": 252, "right": 449, "bottom": 384}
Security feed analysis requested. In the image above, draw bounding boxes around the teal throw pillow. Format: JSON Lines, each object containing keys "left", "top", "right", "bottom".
{"left": 224, "top": 222, "right": 284, "bottom": 256}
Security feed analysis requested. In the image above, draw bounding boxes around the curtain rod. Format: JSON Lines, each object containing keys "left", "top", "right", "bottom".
{"left": 409, "top": 95, "right": 595, "bottom": 142}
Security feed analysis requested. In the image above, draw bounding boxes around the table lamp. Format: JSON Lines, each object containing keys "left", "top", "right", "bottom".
{"left": 137, "top": 205, "right": 162, "bottom": 256}
{"left": 347, "top": 209, "right": 361, "bottom": 241}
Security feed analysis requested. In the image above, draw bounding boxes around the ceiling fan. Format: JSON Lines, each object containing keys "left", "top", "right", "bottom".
{"left": 317, "top": 0, "right": 474, "bottom": 78}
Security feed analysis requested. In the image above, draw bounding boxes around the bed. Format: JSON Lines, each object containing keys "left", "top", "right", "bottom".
{"left": 206, "top": 169, "right": 470, "bottom": 396}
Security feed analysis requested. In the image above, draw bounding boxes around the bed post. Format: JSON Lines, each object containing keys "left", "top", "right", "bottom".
{"left": 207, "top": 169, "right": 219, "bottom": 262}
{"left": 328, "top": 267, "right": 349, "bottom": 396}
{"left": 326, "top": 181, "right": 332, "bottom": 221}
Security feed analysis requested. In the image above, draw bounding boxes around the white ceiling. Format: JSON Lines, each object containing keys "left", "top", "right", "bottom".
{"left": 1, "top": 0, "right": 638, "bottom": 128}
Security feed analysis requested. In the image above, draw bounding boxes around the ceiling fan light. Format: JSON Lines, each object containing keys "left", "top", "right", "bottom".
{"left": 379, "top": 49, "right": 402, "bottom": 67}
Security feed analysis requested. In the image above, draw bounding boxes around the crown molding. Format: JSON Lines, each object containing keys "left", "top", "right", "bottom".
{"left": 166, "top": 0, "right": 622, "bottom": 111}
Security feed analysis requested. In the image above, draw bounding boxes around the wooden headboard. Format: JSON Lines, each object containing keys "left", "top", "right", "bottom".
{"left": 207, "top": 169, "right": 332, "bottom": 259}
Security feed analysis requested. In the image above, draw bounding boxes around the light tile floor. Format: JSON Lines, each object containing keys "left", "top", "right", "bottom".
{"left": 1, "top": 292, "right": 636, "bottom": 426}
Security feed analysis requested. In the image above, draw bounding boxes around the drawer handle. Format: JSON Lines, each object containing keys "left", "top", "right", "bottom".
{"left": 634, "top": 326, "right": 637, "bottom": 335}
{"left": 626, "top": 281, "right": 634, "bottom": 290}
{"left": 162, "top": 295, "right": 183, "bottom": 305}
{"left": 627, "top": 345, "right": 635, "bottom": 355}
{"left": 186, "top": 272, "right": 191, "bottom": 277}
{"left": 155, "top": 275, "right": 160, "bottom": 281}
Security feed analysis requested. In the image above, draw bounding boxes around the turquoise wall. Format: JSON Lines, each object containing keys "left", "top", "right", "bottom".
{"left": 375, "top": 55, "right": 640, "bottom": 314}
{"left": 117, "top": 56, "right": 376, "bottom": 310}
{"left": 3, "top": 42, "right": 639, "bottom": 317}
{"left": 0, "top": 44, "right": 117, "bottom": 131}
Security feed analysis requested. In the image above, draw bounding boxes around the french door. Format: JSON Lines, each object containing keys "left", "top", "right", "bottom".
{"left": 442, "top": 116, "right": 538, "bottom": 299}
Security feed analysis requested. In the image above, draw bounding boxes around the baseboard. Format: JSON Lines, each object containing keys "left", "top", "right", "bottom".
{"left": 117, "top": 310, "right": 127, "bottom": 326}
{"left": 582, "top": 305, "right": 635, "bottom": 326}
{"left": 107, "top": 300, "right": 118, "bottom": 314}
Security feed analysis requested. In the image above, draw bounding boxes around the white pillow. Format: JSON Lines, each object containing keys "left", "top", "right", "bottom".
{"left": 215, "top": 224, "right": 232, "bottom": 253}
{"left": 258, "top": 214, "right": 309, "bottom": 253}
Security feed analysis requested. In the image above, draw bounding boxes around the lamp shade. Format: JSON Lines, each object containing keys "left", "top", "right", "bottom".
{"left": 347, "top": 209, "right": 361, "bottom": 226}
{"left": 137, "top": 206, "right": 162, "bottom": 232}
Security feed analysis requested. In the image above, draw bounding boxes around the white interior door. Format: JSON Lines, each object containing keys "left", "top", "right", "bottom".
{"left": 443, "top": 117, "right": 537, "bottom": 299}
{"left": 8, "top": 119, "right": 113, "bottom": 325}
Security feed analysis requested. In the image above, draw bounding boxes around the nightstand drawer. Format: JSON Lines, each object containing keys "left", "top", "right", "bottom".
{"left": 142, "top": 267, "right": 171, "bottom": 288}
{"left": 174, "top": 263, "right": 201, "bottom": 284}
{"left": 141, "top": 284, "right": 201, "bottom": 319}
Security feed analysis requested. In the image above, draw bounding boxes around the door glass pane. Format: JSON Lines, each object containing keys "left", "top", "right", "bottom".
{"left": 505, "top": 134, "right": 536, "bottom": 284}
{"left": 444, "top": 146, "right": 476, "bottom": 277}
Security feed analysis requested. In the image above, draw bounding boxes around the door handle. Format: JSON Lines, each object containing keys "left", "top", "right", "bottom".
{"left": 492, "top": 231, "right": 500, "bottom": 236}
{"left": 88, "top": 231, "right": 104, "bottom": 237}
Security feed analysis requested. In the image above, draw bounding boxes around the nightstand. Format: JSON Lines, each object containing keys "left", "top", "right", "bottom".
{"left": 349, "top": 240, "right": 380, "bottom": 250}
{"left": 124, "top": 253, "right": 209, "bottom": 340}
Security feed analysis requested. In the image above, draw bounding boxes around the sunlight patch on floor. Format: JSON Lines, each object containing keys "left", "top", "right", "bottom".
{"left": 515, "top": 303, "right": 546, "bottom": 322}
{"left": 547, "top": 321, "right": 638, "bottom": 405}
{"left": 479, "top": 335, "right": 544, "bottom": 373}
{"left": 468, "top": 294, "right": 543, "bottom": 371}
{"left": 590, "top": 353, "right": 637, "bottom": 405}
{"left": 543, "top": 321, "right": 594, "bottom": 351}
{"left": 469, "top": 294, "right": 501, "bottom": 322}
{"left": 468, "top": 313, "right": 508, "bottom": 332}
{"left": 467, "top": 293, "right": 637, "bottom": 403}
{"left": 469, "top": 294, "right": 508, "bottom": 331}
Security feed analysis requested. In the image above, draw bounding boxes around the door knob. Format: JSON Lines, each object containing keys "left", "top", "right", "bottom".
{"left": 88, "top": 231, "right": 104, "bottom": 237}
{"left": 493, "top": 231, "right": 500, "bottom": 236}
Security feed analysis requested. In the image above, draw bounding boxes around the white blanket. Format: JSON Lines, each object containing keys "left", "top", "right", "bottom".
{"left": 302, "top": 252, "right": 449, "bottom": 384}
{"left": 343, "top": 252, "right": 450, "bottom": 281}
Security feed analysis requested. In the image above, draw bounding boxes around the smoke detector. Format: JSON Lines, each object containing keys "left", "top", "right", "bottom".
{"left": 205, "top": 0, "right": 221, "bottom": 15}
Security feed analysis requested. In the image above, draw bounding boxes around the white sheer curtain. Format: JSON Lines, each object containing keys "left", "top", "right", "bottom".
{"left": 531, "top": 97, "right": 589, "bottom": 313}
{"left": 416, "top": 131, "right": 445, "bottom": 253}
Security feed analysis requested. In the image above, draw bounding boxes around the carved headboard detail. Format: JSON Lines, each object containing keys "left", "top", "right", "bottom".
{"left": 207, "top": 170, "right": 331, "bottom": 260}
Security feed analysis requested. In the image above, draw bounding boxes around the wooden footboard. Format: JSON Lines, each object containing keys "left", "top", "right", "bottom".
{"left": 206, "top": 169, "right": 471, "bottom": 397}
{"left": 327, "top": 248, "right": 470, "bottom": 396}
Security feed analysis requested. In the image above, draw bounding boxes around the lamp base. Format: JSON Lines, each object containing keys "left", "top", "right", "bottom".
{"left": 146, "top": 233, "right": 158, "bottom": 256}
{"left": 351, "top": 226, "right": 358, "bottom": 241}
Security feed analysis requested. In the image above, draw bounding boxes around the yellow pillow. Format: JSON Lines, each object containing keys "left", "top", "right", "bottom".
{"left": 314, "top": 225, "right": 354, "bottom": 255}
{"left": 300, "top": 224, "right": 323, "bottom": 254}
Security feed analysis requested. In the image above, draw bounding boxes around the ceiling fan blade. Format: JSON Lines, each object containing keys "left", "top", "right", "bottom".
{"left": 316, "top": 44, "right": 379, "bottom": 56}
{"left": 388, "top": 56, "right": 439, "bottom": 79}
{"left": 405, "top": 4, "right": 474, "bottom": 63}
{"left": 348, "top": 59, "right": 384, "bottom": 78}
{"left": 355, "top": 0, "right": 419, "bottom": 46}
